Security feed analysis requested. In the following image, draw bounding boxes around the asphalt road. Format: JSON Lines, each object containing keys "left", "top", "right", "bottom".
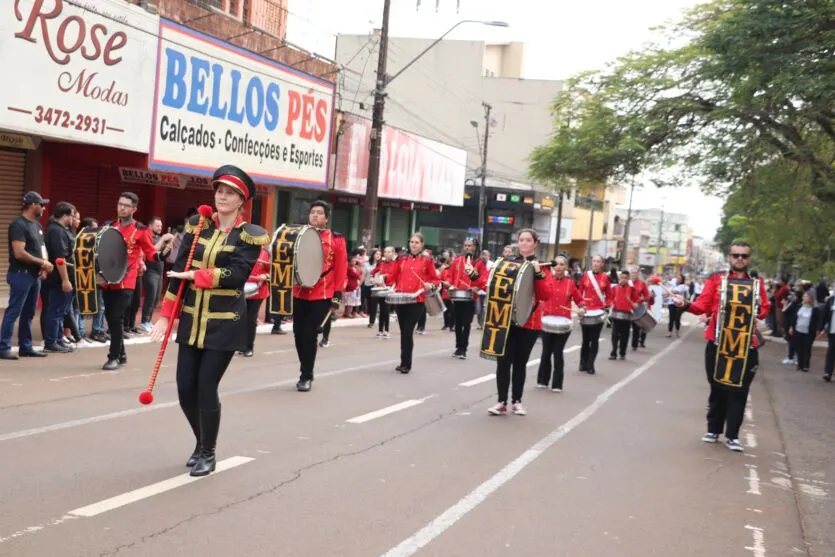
{"left": 0, "top": 316, "right": 831, "bottom": 557}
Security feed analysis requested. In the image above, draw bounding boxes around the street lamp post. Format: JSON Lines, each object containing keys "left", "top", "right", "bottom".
{"left": 470, "top": 103, "right": 493, "bottom": 250}
{"left": 359, "top": 11, "right": 508, "bottom": 250}
{"left": 585, "top": 193, "right": 596, "bottom": 267}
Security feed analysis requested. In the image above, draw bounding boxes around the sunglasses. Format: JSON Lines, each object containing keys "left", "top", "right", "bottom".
{"left": 730, "top": 253, "right": 750, "bottom": 259}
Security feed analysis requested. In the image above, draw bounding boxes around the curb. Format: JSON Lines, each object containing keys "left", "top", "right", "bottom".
{"left": 7, "top": 316, "right": 374, "bottom": 355}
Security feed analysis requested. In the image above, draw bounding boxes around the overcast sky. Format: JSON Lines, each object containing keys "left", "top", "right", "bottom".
{"left": 285, "top": 0, "right": 723, "bottom": 239}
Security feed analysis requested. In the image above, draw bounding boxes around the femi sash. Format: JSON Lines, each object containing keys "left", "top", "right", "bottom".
{"left": 713, "top": 277, "right": 758, "bottom": 389}
{"left": 269, "top": 225, "right": 298, "bottom": 317}
{"left": 479, "top": 257, "right": 522, "bottom": 361}
{"left": 73, "top": 229, "right": 100, "bottom": 316}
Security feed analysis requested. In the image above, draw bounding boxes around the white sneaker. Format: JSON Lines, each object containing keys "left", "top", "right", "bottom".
{"left": 487, "top": 403, "right": 508, "bottom": 416}
{"left": 536, "top": 383, "right": 548, "bottom": 389}
{"left": 383, "top": 332, "right": 391, "bottom": 339}
{"left": 702, "top": 432, "right": 719, "bottom": 443}
{"left": 782, "top": 358, "right": 793, "bottom": 365}
{"left": 511, "top": 403, "right": 527, "bottom": 416}
{"left": 375, "top": 331, "right": 384, "bottom": 338}
{"left": 551, "top": 388, "right": 563, "bottom": 393}
{"left": 725, "top": 438, "right": 744, "bottom": 452}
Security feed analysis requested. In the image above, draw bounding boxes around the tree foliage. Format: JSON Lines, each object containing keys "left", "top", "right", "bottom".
{"left": 529, "top": 0, "right": 835, "bottom": 203}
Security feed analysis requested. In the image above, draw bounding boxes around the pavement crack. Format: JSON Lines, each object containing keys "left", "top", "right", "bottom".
{"left": 98, "top": 394, "right": 493, "bottom": 556}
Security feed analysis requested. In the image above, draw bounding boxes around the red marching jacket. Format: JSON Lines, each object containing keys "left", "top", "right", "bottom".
{"left": 440, "top": 266, "right": 452, "bottom": 301}
{"left": 294, "top": 229, "right": 348, "bottom": 302}
{"left": 578, "top": 272, "right": 613, "bottom": 310}
{"left": 685, "top": 271, "right": 771, "bottom": 347}
{"left": 447, "top": 254, "right": 488, "bottom": 301}
{"left": 611, "top": 283, "right": 640, "bottom": 313}
{"left": 389, "top": 253, "right": 440, "bottom": 303}
{"left": 542, "top": 272, "right": 584, "bottom": 319}
{"left": 632, "top": 280, "right": 650, "bottom": 305}
{"left": 372, "top": 260, "right": 396, "bottom": 286}
{"left": 244, "top": 248, "right": 271, "bottom": 301}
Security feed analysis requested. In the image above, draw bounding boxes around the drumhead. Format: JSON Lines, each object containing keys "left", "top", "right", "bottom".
{"left": 96, "top": 228, "right": 128, "bottom": 284}
{"left": 543, "top": 315, "right": 571, "bottom": 326}
{"left": 512, "top": 263, "right": 536, "bottom": 325}
{"left": 294, "top": 226, "right": 324, "bottom": 288}
{"left": 585, "top": 309, "right": 605, "bottom": 317}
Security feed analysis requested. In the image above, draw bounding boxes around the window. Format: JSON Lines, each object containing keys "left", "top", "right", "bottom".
{"left": 188, "top": 0, "right": 242, "bottom": 18}
{"left": 247, "top": 0, "right": 284, "bottom": 37}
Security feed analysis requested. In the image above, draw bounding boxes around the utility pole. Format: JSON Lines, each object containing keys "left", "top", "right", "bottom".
{"left": 554, "top": 188, "right": 564, "bottom": 257}
{"left": 360, "top": 0, "right": 392, "bottom": 250}
{"left": 656, "top": 204, "right": 665, "bottom": 274}
{"left": 585, "top": 194, "right": 596, "bottom": 267}
{"left": 620, "top": 178, "right": 635, "bottom": 269}
{"left": 478, "top": 102, "right": 492, "bottom": 250}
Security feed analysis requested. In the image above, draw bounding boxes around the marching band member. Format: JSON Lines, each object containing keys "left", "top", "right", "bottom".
{"left": 447, "top": 238, "right": 487, "bottom": 359}
{"left": 151, "top": 165, "right": 268, "bottom": 476}
{"left": 537, "top": 256, "right": 583, "bottom": 392}
{"left": 241, "top": 247, "right": 271, "bottom": 357}
{"left": 488, "top": 229, "right": 553, "bottom": 416}
{"left": 292, "top": 201, "right": 348, "bottom": 392}
{"left": 389, "top": 233, "right": 440, "bottom": 373}
{"left": 101, "top": 192, "right": 159, "bottom": 371}
{"left": 609, "top": 270, "right": 640, "bottom": 361}
{"left": 371, "top": 246, "right": 397, "bottom": 339}
{"left": 672, "top": 241, "right": 770, "bottom": 452}
{"left": 629, "top": 267, "right": 651, "bottom": 350}
{"left": 578, "top": 255, "right": 612, "bottom": 374}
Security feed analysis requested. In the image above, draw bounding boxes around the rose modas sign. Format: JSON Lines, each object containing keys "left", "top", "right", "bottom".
{"left": 0, "top": 0, "right": 159, "bottom": 151}
{"left": 149, "top": 20, "right": 335, "bottom": 189}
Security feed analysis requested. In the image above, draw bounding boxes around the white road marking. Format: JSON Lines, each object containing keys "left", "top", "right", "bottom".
{"left": 68, "top": 457, "right": 254, "bottom": 518}
{"left": 49, "top": 370, "right": 120, "bottom": 383}
{"left": 0, "top": 514, "right": 79, "bottom": 544}
{"left": 746, "top": 433, "right": 758, "bottom": 448}
{"left": 745, "top": 406, "right": 753, "bottom": 421}
{"left": 347, "top": 396, "right": 435, "bottom": 424}
{"left": 745, "top": 464, "right": 762, "bottom": 495}
{"left": 459, "top": 375, "right": 494, "bottom": 387}
{"left": 377, "top": 330, "right": 690, "bottom": 557}
{"left": 262, "top": 348, "right": 294, "bottom": 355}
{"left": 0, "top": 349, "right": 450, "bottom": 443}
{"left": 744, "top": 524, "right": 767, "bottom": 557}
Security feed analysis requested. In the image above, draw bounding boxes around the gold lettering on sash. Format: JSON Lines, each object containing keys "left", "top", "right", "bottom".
{"left": 714, "top": 278, "right": 756, "bottom": 388}
{"left": 486, "top": 301, "right": 511, "bottom": 329}
{"left": 74, "top": 232, "right": 99, "bottom": 316}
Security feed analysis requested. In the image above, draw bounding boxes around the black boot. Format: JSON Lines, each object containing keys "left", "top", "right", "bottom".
{"left": 181, "top": 403, "right": 201, "bottom": 467}
{"left": 190, "top": 407, "right": 220, "bottom": 477}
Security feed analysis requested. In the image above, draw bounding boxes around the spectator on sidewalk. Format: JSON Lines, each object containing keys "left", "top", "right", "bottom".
{"left": 0, "top": 192, "right": 52, "bottom": 360}
{"left": 42, "top": 201, "right": 77, "bottom": 354}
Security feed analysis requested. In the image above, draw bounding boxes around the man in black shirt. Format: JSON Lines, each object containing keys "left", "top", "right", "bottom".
{"left": 1, "top": 192, "right": 52, "bottom": 360}
{"left": 42, "top": 202, "right": 77, "bottom": 353}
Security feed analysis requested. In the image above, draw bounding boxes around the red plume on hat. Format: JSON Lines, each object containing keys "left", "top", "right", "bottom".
{"left": 212, "top": 165, "right": 256, "bottom": 201}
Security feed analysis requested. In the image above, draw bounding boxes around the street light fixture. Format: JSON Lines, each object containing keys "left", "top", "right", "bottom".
{"left": 360, "top": 15, "right": 509, "bottom": 250}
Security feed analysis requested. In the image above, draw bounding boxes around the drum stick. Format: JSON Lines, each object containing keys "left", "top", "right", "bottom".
{"left": 320, "top": 308, "right": 334, "bottom": 329}
{"left": 138, "top": 205, "right": 213, "bottom": 406}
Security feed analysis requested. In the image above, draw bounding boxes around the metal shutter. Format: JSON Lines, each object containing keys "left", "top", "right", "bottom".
{"left": 0, "top": 150, "right": 26, "bottom": 308}
{"left": 331, "top": 205, "right": 351, "bottom": 236}
{"left": 50, "top": 163, "right": 98, "bottom": 223}
{"left": 389, "top": 208, "right": 410, "bottom": 248}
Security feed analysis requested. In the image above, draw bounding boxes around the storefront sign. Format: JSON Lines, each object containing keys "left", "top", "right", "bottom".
{"left": 334, "top": 113, "right": 466, "bottom": 206}
{"left": 120, "top": 167, "right": 187, "bottom": 189}
{"left": 149, "top": 20, "right": 335, "bottom": 189}
{"left": 0, "top": 131, "right": 37, "bottom": 150}
{"left": 1, "top": 0, "right": 159, "bottom": 152}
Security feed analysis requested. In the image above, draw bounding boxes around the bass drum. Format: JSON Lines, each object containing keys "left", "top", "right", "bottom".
{"left": 272, "top": 224, "right": 324, "bottom": 288}
{"left": 85, "top": 226, "right": 128, "bottom": 284}
{"left": 512, "top": 263, "right": 536, "bottom": 325}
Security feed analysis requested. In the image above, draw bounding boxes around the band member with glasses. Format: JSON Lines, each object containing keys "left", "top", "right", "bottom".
{"left": 672, "top": 242, "right": 770, "bottom": 452}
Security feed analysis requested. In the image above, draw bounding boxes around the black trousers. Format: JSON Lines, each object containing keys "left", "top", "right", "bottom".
{"left": 825, "top": 334, "right": 835, "bottom": 375}
{"left": 631, "top": 322, "right": 646, "bottom": 348}
{"left": 322, "top": 315, "right": 333, "bottom": 341}
{"left": 141, "top": 270, "right": 163, "bottom": 324}
{"left": 794, "top": 332, "right": 814, "bottom": 370}
{"left": 495, "top": 326, "right": 539, "bottom": 404}
{"left": 377, "top": 300, "right": 390, "bottom": 333}
{"left": 292, "top": 298, "right": 332, "bottom": 382}
{"left": 453, "top": 300, "right": 475, "bottom": 353}
{"left": 176, "top": 344, "right": 234, "bottom": 411}
{"left": 610, "top": 318, "right": 631, "bottom": 356}
{"left": 124, "top": 281, "right": 140, "bottom": 329}
{"left": 704, "top": 343, "right": 757, "bottom": 440}
{"left": 417, "top": 305, "right": 427, "bottom": 331}
{"left": 538, "top": 331, "right": 571, "bottom": 389}
{"left": 244, "top": 298, "right": 263, "bottom": 352}
{"left": 368, "top": 295, "right": 380, "bottom": 326}
{"left": 668, "top": 304, "right": 682, "bottom": 332}
{"left": 580, "top": 322, "right": 604, "bottom": 370}
{"left": 102, "top": 289, "right": 132, "bottom": 361}
{"left": 396, "top": 303, "right": 424, "bottom": 369}
{"left": 442, "top": 300, "right": 455, "bottom": 329}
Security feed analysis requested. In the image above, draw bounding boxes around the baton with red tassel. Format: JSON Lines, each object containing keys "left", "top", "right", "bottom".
{"left": 138, "top": 205, "right": 214, "bottom": 406}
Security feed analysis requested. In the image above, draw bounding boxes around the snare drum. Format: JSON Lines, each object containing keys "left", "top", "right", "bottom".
{"left": 424, "top": 289, "right": 446, "bottom": 316}
{"left": 580, "top": 309, "right": 607, "bottom": 326}
{"left": 542, "top": 315, "right": 572, "bottom": 334}
{"left": 448, "top": 288, "right": 473, "bottom": 302}
{"left": 271, "top": 224, "right": 324, "bottom": 288}
{"left": 631, "top": 303, "right": 658, "bottom": 332}
{"left": 610, "top": 310, "right": 633, "bottom": 321}
{"left": 386, "top": 292, "right": 420, "bottom": 305}
{"left": 371, "top": 286, "right": 393, "bottom": 298}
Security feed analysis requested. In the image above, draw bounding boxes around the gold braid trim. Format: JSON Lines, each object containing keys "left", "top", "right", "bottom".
{"left": 184, "top": 220, "right": 199, "bottom": 234}
{"left": 164, "top": 291, "right": 177, "bottom": 302}
{"left": 240, "top": 229, "right": 270, "bottom": 246}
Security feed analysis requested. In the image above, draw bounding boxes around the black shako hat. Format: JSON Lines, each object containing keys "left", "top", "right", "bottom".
{"left": 212, "top": 165, "right": 256, "bottom": 201}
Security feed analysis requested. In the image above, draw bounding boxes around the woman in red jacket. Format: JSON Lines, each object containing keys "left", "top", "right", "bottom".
{"left": 388, "top": 233, "right": 440, "bottom": 373}
{"left": 241, "top": 247, "right": 271, "bottom": 357}
{"left": 577, "top": 255, "right": 613, "bottom": 374}
{"left": 608, "top": 270, "right": 640, "bottom": 361}
{"left": 371, "top": 246, "right": 397, "bottom": 338}
{"left": 537, "top": 256, "right": 583, "bottom": 392}
{"left": 488, "top": 229, "right": 553, "bottom": 416}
